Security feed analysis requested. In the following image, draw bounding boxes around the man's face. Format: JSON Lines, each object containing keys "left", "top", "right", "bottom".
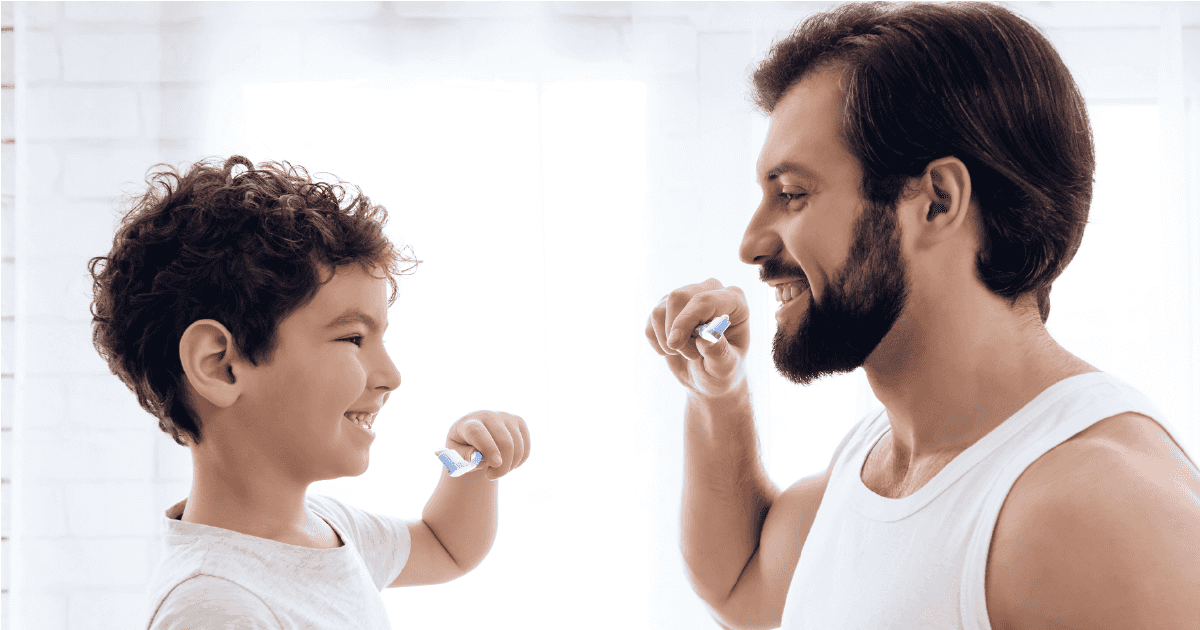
{"left": 235, "top": 264, "right": 401, "bottom": 481}
{"left": 740, "top": 69, "right": 909, "bottom": 385}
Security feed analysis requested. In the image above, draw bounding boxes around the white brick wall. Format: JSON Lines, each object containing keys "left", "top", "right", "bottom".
{"left": 2, "top": 2, "right": 15, "bottom": 627}
{"left": 8, "top": 2, "right": 203, "bottom": 626}
{"left": 4, "top": 3, "right": 1198, "bottom": 630}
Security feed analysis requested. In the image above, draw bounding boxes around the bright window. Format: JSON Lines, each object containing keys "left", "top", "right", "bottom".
{"left": 212, "top": 79, "right": 652, "bottom": 627}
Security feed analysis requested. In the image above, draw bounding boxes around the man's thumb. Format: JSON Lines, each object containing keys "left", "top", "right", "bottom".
{"left": 696, "top": 334, "right": 737, "bottom": 378}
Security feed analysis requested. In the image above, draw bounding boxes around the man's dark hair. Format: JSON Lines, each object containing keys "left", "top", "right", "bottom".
{"left": 752, "top": 1, "right": 1094, "bottom": 323}
{"left": 88, "top": 156, "right": 418, "bottom": 447}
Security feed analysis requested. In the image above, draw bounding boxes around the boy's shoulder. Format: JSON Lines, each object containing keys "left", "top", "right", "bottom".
{"left": 150, "top": 575, "right": 282, "bottom": 630}
{"left": 144, "top": 494, "right": 412, "bottom": 628}
{"left": 306, "top": 493, "right": 414, "bottom": 555}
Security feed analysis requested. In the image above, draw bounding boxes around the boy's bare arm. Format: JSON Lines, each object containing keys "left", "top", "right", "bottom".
{"left": 390, "top": 411, "right": 530, "bottom": 587}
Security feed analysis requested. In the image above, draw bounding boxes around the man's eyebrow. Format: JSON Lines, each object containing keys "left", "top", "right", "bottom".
{"left": 325, "top": 310, "right": 384, "bottom": 333}
{"left": 763, "top": 162, "right": 820, "bottom": 182}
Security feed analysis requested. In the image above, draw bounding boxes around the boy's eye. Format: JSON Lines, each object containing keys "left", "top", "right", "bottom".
{"left": 339, "top": 335, "right": 364, "bottom": 347}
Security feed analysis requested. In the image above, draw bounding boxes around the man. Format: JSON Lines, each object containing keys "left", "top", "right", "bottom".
{"left": 644, "top": 3, "right": 1200, "bottom": 629}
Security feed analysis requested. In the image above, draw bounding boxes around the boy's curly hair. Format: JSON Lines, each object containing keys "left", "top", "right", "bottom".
{"left": 88, "top": 156, "right": 418, "bottom": 447}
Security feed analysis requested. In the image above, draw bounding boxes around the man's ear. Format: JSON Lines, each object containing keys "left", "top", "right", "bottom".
{"left": 179, "top": 319, "right": 243, "bottom": 409}
{"left": 907, "top": 157, "right": 974, "bottom": 250}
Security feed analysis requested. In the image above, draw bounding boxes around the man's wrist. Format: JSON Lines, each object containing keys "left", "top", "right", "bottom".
{"left": 687, "top": 378, "right": 751, "bottom": 408}
{"left": 685, "top": 379, "right": 752, "bottom": 436}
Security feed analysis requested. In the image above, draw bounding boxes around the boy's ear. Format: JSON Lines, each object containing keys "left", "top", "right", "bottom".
{"left": 906, "top": 157, "right": 974, "bottom": 250}
{"left": 179, "top": 319, "right": 243, "bottom": 409}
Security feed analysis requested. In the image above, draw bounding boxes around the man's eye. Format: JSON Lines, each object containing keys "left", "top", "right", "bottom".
{"left": 339, "top": 336, "right": 364, "bottom": 347}
{"left": 780, "top": 192, "right": 808, "bottom": 203}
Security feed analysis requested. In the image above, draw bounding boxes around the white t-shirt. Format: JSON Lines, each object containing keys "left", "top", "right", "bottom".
{"left": 144, "top": 494, "right": 412, "bottom": 629}
{"left": 780, "top": 371, "right": 1191, "bottom": 629}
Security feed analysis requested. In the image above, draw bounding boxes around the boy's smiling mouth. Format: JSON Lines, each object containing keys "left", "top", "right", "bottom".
{"left": 344, "top": 411, "right": 377, "bottom": 431}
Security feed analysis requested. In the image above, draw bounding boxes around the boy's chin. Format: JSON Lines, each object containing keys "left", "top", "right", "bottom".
{"left": 310, "top": 454, "right": 372, "bottom": 482}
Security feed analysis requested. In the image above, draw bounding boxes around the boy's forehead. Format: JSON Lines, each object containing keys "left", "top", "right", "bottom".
{"left": 296, "top": 266, "right": 391, "bottom": 328}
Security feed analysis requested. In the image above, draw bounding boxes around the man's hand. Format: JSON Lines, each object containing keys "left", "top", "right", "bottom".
{"left": 644, "top": 278, "right": 751, "bottom": 399}
{"left": 445, "top": 411, "right": 531, "bottom": 481}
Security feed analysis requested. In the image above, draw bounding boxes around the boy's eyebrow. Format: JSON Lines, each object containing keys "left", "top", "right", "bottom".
{"left": 325, "top": 309, "right": 386, "bottom": 333}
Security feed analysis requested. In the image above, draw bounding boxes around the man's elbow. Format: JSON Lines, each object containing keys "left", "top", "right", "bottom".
{"left": 683, "top": 566, "right": 777, "bottom": 630}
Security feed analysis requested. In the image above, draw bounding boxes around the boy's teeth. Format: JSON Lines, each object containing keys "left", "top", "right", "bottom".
{"left": 344, "top": 412, "right": 373, "bottom": 429}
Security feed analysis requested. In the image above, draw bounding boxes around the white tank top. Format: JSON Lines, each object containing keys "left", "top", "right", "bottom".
{"left": 780, "top": 371, "right": 1192, "bottom": 629}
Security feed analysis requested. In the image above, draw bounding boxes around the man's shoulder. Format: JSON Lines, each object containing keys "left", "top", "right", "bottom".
{"left": 985, "top": 411, "right": 1200, "bottom": 629}
{"left": 150, "top": 575, "right": 282, "bottom": 630}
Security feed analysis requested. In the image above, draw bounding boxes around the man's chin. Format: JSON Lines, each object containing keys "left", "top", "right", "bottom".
{"left": 770, "top": 310, "right": 876, "bottom": 386}
{"left": 772, "top": 338, "right": 866, "bottom": 386}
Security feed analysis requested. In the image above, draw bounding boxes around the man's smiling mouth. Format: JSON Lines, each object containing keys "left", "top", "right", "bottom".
{"left": 775, "top": 281, "right": 809, "bottom": 305}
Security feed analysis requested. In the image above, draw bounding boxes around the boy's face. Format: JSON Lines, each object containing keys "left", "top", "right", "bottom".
{"left": 234, "top": 264, "right": 400, "bottom": 481}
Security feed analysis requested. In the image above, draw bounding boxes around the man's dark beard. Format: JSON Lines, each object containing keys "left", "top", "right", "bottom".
{"left": 770, "top": 198, "right": 909, "bottom": 385}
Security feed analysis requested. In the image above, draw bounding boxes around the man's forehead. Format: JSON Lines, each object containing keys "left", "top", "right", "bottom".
{"left": 757, "top": 71, "right": 847, "bottom": 181}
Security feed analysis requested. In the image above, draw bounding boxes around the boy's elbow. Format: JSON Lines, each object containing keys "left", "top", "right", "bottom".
{"left": 430, "top": 520, "right": 496, "bottom": 580}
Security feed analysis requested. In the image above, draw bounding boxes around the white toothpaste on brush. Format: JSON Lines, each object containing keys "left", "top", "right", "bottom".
{"left": 694, "top": 314, "right": 731, "bottom": 343}
{"left": 435, "top": 448, "right": 484, "bottom": 477}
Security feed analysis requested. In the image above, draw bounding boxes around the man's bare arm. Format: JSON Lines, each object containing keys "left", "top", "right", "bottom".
{"left": 646, "top": 279, "right": 843, "bottom": 629}
{"left": 681, "top": 381, "right": 778, "bottom": 609}
{"left": 987, "top": 413, "right": 1200, "bottom": 629}
{"left": 684, "top": 380, "right": 844, "bottom": 629}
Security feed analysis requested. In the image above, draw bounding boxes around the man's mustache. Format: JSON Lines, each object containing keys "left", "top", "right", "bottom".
{"left": 760, "top": 258, "right": 809, "bottom": 289}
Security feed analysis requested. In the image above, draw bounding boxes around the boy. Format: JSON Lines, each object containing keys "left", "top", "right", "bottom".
{"left": 88, "top": 156, "right": 531, "bottom": 628}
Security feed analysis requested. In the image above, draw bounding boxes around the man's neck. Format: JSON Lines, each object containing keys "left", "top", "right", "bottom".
{"left": 863, "top": 291, "right": 1095, "bottom": 469}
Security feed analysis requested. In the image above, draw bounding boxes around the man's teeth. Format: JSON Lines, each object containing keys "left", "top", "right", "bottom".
{"left": 344, "top": 412, "right": 375, "bottom": 430}
{"left": 774, "top": 282, "right": 807, "bottom": 303}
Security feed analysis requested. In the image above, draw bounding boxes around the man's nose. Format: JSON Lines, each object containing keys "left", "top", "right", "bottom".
{"left": 739, "top": 199, "right": 781, "bottom": 265}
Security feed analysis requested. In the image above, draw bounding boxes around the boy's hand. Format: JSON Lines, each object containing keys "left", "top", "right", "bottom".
{"left": 445, "top": 411, "right": 530, "bottom": 481}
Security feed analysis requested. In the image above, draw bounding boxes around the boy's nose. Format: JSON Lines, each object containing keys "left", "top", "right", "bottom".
{"left": 374, "top": 352, "right": 402, "bottom": 392}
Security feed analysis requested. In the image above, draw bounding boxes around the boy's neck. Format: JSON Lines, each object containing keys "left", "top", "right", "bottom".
{"left": 180, "top": 444, "right": 342, "bottom": 548}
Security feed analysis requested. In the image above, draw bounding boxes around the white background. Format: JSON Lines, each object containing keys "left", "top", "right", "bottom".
{"left": 3, "top": 2, "right": 1199, "bottom": 629}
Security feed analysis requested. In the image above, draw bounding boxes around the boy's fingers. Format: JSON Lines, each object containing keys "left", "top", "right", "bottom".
{"left": 481, "top": 416, "right": 515, "bottom": 475}
{"left": 504, "top": 417, "right": 525, "bottom": 473}
{"left": 462, "top": 418, "right": 503, "bottom": 470}
{"left": 515, "top": 417, "right": 531, "bottom": 468}
{"left": 450, "top": 411, "right": 529, "bottom": 479}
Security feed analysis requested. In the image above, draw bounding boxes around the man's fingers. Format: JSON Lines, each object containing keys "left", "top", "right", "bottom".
{"left": 669, "top": 290, "right": 732, "bottom": 351}
{"left": 674, "top": 331, "right": 702, "bottom": 361}
{"left": 663, "top": 288, "right": 693, "bottom": 350}
{"left": 647, "top": 302, "right": 675, "bottom": 356}
{"left": 663, "top": 279, "right": 724, "bottom": 351}
{"left": 645, "top": 321, "right": 668, "bottom": 356}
